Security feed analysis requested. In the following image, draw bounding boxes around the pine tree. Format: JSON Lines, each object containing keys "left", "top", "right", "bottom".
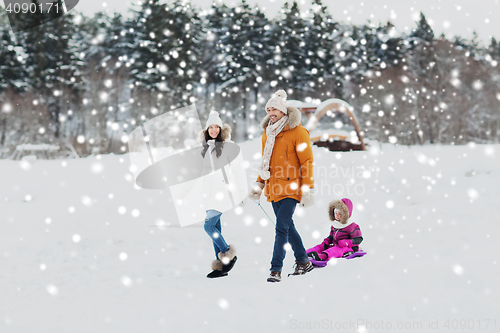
{"left": 0, "top": 7, "right": 29, "bottom": 146}
{"left": 0, "top": 8, "right": 27, "bottom": 94}
{"left": 201, "top": 1, "right": 230, "bottom": 92}
{"left": 488, "top": 37, "right": 500, "bottom": 59}
{"left": 74, "top": 11, "right": 131, "bottom": 154}
{"left": 128, "top": 0, "right": 202, "bottom": 115}
{"left": 19, "top": 0, "right": 82, "bottom": 139}
{"left": 215, "top": 0, "right": 271, "bottom": 126}
{"left": 305, "top": 0, "right": 341, "bottom": 98}
{"left": 372, "top": 22, "right": 405, "bottom": 67}
{"left": 266, "top": 1, "right": 308, "bottom": 99}
{"left": 407, "top": 11, "right": 443, "bottom": 144}
{"left": 409, "top": 12, "right": 434, "bottom": 45}
{"left": 336, "top": 24, "right": 373, "bottom": 84}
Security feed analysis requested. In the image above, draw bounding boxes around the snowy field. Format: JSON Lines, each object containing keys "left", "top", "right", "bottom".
{"left": 1, "top": 138, "right": 499, "bottom": 333}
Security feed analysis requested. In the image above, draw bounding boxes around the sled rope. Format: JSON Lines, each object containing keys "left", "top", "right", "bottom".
{"left": 253, "top": 200, "right": 276, "bottom": 227}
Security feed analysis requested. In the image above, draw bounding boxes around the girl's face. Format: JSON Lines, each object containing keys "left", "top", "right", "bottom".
{"left": 334, "top": 210, "right": 342, "bottom": 221}
{"left": 266, "top": 107, "right": 286, "bottom": 123}
{"left": 208, "top": 124, "right": 220, "bottom": 139}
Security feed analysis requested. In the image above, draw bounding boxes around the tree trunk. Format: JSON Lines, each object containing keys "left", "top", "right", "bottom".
{"left": 0, "top": 117, "right": 6, "bottom": 146}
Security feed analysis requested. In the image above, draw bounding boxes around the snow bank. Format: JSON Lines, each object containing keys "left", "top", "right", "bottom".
{"left": 0, "top": 140, "right": 498, "bottom": 333}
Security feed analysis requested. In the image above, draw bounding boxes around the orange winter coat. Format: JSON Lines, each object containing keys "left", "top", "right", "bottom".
{"left": 256, "top": 106, "right": 314, "bottom": 203}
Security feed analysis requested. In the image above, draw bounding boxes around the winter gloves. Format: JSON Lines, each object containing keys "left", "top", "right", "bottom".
{"left": 337, "top": 239, "right": 353, "bottom": 248}
{"left": 248, "top": 182, "right": 265, "bottom": 200}
{"left": 299, "top": 186, "right": 314, "bottom": 208}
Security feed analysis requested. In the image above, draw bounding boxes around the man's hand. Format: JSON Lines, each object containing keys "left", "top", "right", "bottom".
{"left": 248, "top": 182, "right": 265, "bottom": 201}
{"left": 299, "top": 185, "right": 314, "bottom": 208}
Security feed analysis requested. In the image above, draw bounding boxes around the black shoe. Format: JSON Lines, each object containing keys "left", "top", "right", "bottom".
{"left": 207, "top": 270, "right": 228, "bottom": 278}
{"left": 221, "top": 256, "right": 237, "bottom": 273}
{"left": 342, "top": 251, "right": 354, "bottom": 258}
{"left": 308, "top": 251, "right": 323, "bottom": 261}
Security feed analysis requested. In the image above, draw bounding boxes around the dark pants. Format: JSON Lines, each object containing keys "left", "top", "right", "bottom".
{"left": 270, "top": 198, "right": 308, "bottom": 272}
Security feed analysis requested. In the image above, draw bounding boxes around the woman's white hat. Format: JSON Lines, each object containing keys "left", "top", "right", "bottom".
{"left": 205, "top": 111, "right": 223, "bottom": 129}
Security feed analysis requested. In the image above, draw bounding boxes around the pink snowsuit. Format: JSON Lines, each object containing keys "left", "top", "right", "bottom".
{"left": 306, "top": 198, "right": 363, "bottom": 260}
{"left": 307, "top": 223, "right": 363, "bottom": 259}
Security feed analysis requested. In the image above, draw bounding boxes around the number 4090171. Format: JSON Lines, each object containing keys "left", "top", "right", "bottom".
{"left": 5, "top": 2, "right": 60, "bottom": 14}
{"left": 444, "top": 319, "right": 496, "bottom": 330}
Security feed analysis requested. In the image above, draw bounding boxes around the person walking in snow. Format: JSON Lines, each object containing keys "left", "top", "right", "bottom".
{"left": 200, "top": 111, "right": 241, "bottom": 278}
{"left": 306, "top": 198, "right": 363, "bottom": 261}
{"left": 248, "top": 89, "right": 315, "bottom": 282}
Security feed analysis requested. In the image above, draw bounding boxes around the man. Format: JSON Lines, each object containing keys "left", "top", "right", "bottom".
{"left": 249, "top": 89, "right": 315, "bottom": 282}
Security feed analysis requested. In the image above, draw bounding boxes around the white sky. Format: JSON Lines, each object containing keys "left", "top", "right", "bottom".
{"left": 75, "top": 0, "right": 500, "bottom": 45}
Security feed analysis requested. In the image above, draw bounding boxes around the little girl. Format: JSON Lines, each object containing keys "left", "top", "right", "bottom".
{"left": 307, "top": 198, "right": 363, "bottom": 261}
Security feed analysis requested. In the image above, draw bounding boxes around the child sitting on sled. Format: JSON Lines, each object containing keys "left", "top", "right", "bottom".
{"left": 307, "top": 198, "right": 363, "bottom": 261}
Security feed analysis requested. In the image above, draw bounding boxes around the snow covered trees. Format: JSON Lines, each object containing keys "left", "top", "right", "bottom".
{"left": 305, "top": 0, "right": 341, "bottom": 98}
{"left": 1, "top": 2, "right": 499, "bottom": 157}
{"left": 0, "top": 7, "right": 27, "bottom": 147}
{"left": 129, "top": 0, "right": 201, "bottom": 113}
{"left": 212, "top": 0, "right": 271, "bottom": 133}
{"left": 0, "top": 2, "right": 81, "bottom": 155}
{"left": 267, "top": 1, "right": 308, "bottom": 98}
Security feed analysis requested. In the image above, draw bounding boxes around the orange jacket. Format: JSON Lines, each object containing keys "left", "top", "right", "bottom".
{"left": 256, "top": 106, "right": 314, "bottom": 202}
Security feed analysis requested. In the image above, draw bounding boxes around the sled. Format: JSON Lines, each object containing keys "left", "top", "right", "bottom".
{"left": 309, "top": 248, "right": 367, "bottom": 267}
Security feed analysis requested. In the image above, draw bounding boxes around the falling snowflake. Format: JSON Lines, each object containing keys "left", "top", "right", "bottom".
{"left": 452, "top": 264, "right": 464, "bottom": 275}
{"left": 467, "top": 189, "right": 478, "bottom": 200}
{"left": 91, "top": 163, "right": 104, "bottom": 174}
{"left": 121, "top": 276, "right": 133, "bottom": 287}
{"left": 46, "top": 284, "right": 58, "bottom": 296}
{"left": 81, "top": 196, "right": 93, "bottom": 207}
{"left": 218, "top": 299, "right": 230, "bottom": 310}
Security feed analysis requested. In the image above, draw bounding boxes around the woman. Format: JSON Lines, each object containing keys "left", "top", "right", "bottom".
{"left": 200, "top": 111, "right": 239, "bottom": 278}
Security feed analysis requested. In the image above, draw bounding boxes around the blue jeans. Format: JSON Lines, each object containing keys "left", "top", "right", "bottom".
{"left": 204, "top": 210, "right": 229, "bottom": 259}
{"left": 270, "top": 198, "right": 308, "bottom": 272}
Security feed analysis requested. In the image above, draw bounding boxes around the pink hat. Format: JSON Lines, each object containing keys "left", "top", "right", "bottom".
{"left": 341, "top": 198, "right": 353, "bottom": 217}
{"left": 328, "top": 198, "right": 353, "bottom": 224}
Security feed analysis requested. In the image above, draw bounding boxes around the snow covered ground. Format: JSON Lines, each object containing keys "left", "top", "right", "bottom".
{"left": 1, "top": 138, "right": 499, "bottom": 333}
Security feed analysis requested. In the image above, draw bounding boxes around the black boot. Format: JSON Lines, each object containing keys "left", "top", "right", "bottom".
{"left": 207, "top": 270, "right": 228, "bottom": 278}
{"left": 221, "top": 256, "right": 237, "bottom": 273}
{"left": 207, "top": 259, "right": 228, "bottom": 278}
{"left": 218, "top": 245, "right": 237, "bottom": 274}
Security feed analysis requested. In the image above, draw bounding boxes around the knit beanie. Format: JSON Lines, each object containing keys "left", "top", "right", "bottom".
{"left": 205, "top": 111, "right": 223, "bottom": 129}
{"left": 265, "top": 90, "right": 288, "bottom": 114}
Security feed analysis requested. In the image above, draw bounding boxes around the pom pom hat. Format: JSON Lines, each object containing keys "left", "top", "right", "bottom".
{"left": 205, "top": 111, "right": 223, "bottom": 130}
{"left": 265, "top": 90, "right": 288, "bottom": 114}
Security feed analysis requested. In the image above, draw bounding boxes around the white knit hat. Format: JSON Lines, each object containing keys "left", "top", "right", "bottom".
{"left": 205, "top": 111, "right": 223, "bottom": 129}
{"left": 265, "top": 90, "right": 288, "bottom": 114}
